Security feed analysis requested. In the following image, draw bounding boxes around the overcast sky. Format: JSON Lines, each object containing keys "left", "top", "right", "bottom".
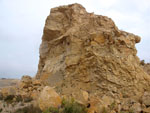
{"left": 0, "top": 0, "right": 150, "bottom": 78}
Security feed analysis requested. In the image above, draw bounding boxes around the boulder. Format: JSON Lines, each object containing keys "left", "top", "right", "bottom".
{"left": 21, "top": 75, "right": 32, "bottom": 84}
{"left": 38, "top": 86, "right": 61, "bottom": 111}
{"left": 19, "top": 75, "right": 33, "bottom": 89}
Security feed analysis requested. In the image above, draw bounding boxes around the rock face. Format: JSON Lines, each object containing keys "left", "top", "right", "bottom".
{"left": 36, "top": 3, "right": 150, "bottom": 101}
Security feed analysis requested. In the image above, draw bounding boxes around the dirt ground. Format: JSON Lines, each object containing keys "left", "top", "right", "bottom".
{"left": 0, "top": 78, "right": 20, "bottom": 89}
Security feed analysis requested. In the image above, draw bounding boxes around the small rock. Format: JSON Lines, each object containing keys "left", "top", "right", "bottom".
{"left": 28, "top": 87, "right": 33, "bottom": 91}
{"left": 134, "top": 35, "right": 141, "bottom": 43}
{"left": 101, "top": 95, "right": 114, "bottom": 107}
{"left": 32, "top": 80, "right": 41, "bottom": 86}
{"left": 82, "top": 90, "right": 89, "bottom": 102}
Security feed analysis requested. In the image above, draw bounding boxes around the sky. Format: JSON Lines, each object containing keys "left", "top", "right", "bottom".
{"left": 0, "top": 0, "right": 150, "bottom": 78}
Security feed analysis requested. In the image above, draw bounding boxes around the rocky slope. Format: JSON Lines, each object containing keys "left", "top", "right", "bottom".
{"left": 0, "top": 76, "right": 43, "bottom": 113}
{"left": 36, "top": 3, "right": 150, "bottom": 102}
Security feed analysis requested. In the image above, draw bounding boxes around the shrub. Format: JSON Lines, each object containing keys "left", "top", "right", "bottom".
{"left": 63, "top": 99, "right": 87, "bottom": 113}
{"left": 4, "top": 95, "right": 15, "bottom": 103}
{"left": 15, "top": 95, "right": 23, "bottom": 102}
{"left": 0, "top": 108, "right": 2, "bottom": 112}
{"left": 43, "top": 107, "right": 59, "bottom": 113}
{"left": 16, "top": 105, "right": 42, "bottom": 113}
{"left": 42, "top": 98, "right": 87, "bottom": 113}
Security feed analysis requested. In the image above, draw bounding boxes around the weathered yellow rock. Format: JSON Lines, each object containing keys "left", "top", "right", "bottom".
{"left": 143, "top": 107, "right": 150, "bottom": 113}
{"left": 93, "top": 33, "right": 105, "bottom": 44}
{"left": 101, "top": 95, "right": 114, "bottom": 107}
{"left": 30, "top": 91, "right": 39, "bottom": 100}
{"left": 142, "top": 92, "right": 150, "bottom": 106}
{"left": 1, "top": 86, "right": 16, "bottom": 97}
{"left": 21, "top": 75, "right": 32, "bottom": 84}
{"left": 88, "top": 106, "right": 97, "bottom": 113}
{"left": 38, "top": 86, "right": 61, "bottom": 111}
{"left": 87, "top": 97, "right": 100, "bottom": 113}
{"left": 130, "top": 103, "right": 142, "bottom": 113}
{"left": 19, "top": 82, "right": 29, "bottom": 89}
{"left": 32, "top": 79, "right": 42, "bottom": 86}
{"left": 36, "top": 3, "right": 150, "bottom": 104}
{"left": 82, "top": 90, "right": 89, "bottom": 102}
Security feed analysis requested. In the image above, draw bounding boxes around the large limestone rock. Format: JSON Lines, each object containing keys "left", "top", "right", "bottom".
{"left": 36, "top": 3, "right": 150, "bottom": 101}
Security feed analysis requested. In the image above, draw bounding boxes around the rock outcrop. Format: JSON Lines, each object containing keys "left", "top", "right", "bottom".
{"left": 36, "top": 3, "right": 150, "bottom": 103}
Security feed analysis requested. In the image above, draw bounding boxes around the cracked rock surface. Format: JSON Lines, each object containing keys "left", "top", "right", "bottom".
{"left": 36, "top": 3, "right": 150, "bottom": 101}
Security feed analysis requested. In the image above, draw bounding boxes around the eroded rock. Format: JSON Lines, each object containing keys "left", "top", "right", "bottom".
{"left": 38, "top": 86, "right": 61, "bottom": 111}
{"left": 142, "top": 92, "right": 150, "bottom": 106}
{"left": 36, "top": 3, "right": 150, "bottom": 103}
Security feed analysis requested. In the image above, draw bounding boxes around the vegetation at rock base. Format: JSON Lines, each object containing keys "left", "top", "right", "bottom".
{"left": 0, "top": 108, "right": 2, "bottom": 112}
{"left": 16, "top": 105, "right": 42, "bottom": 113}
{"left": 4, "top": 95, "right": 15, "bottom": 103}
{"left": 43, "top": 98, "right": 87, "bottom": 113}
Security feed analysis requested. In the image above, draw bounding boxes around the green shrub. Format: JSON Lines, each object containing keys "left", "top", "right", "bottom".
{"left": 43, "top": 107, "right": 59, "bottom": 113}
{"left": 120, "top": 111, "right": 129, "bottom": 113}
{"left": 4, "top": 95, "right": 15, "bottom": 103}
{"left": 42, "top": 98, "right": 87, "bottom": 113}
{"left": 16, "top": 105, "right": 42, "bottom": 113}
{"left": 0, "top": 108, "right": 2, "bottom": 112}
{"left": 63, "top": 99, "right": 87, "bottom": 113}
{"left": 15, "top": 95, "right": 23, "bottom": 102}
